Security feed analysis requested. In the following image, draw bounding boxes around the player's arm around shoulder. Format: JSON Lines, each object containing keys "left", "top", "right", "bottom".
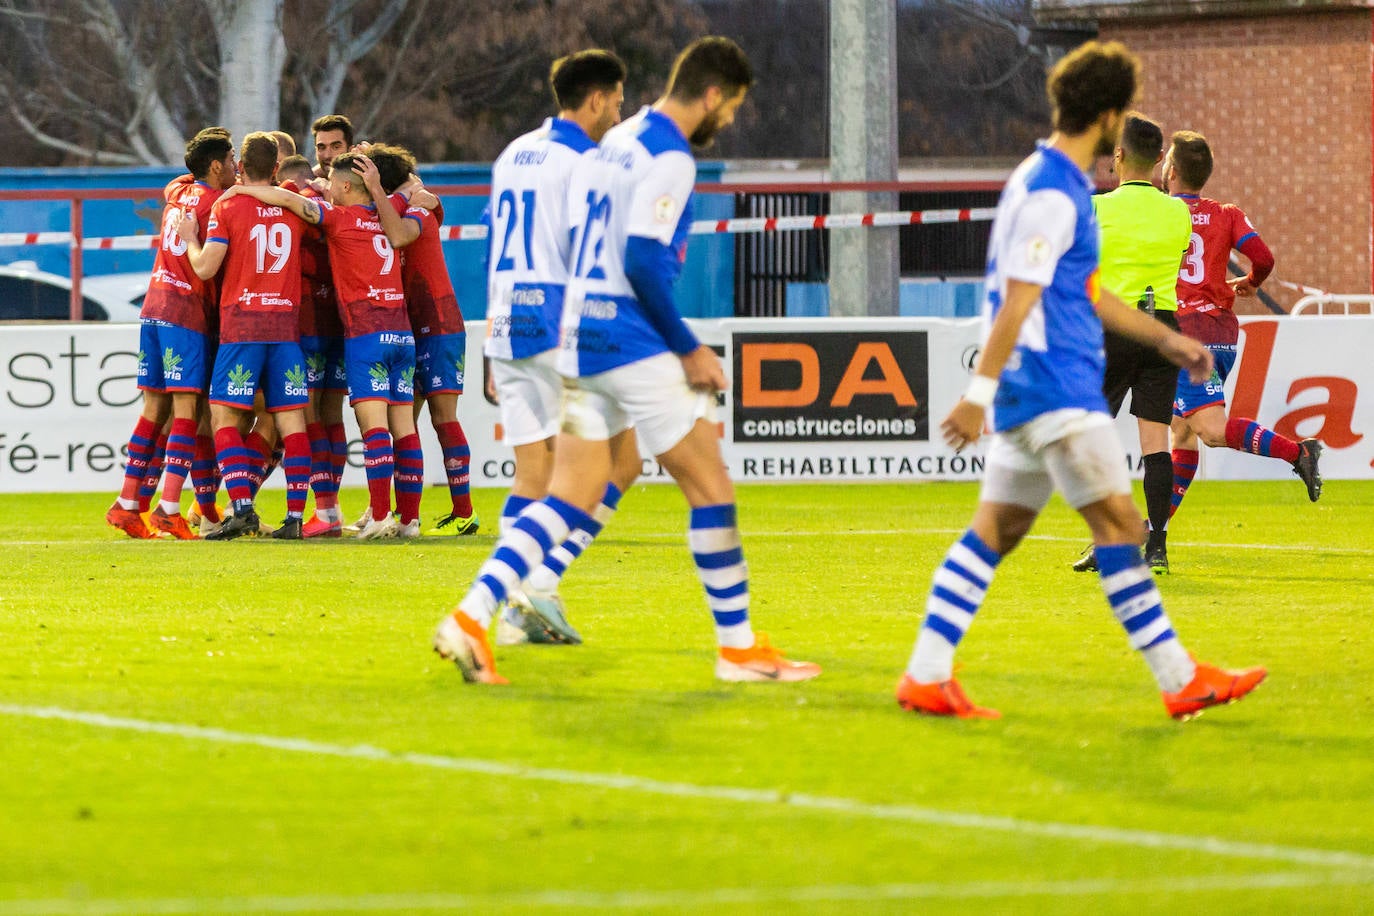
{"left": 229, "top": 183, "right": 322, "bottom": 225}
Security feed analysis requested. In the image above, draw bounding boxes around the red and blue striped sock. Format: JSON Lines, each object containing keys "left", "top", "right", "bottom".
{"left": 138, "top": 432, "right": 168, "bottom": 512}
{"left": 214, "top": 427, "right": 256, "bottom": 507}
{"left": 118, "top": 415, "right": 159, "bottom": 506}
{"left": 362, "top": 427, "right": 393, "bottom": 519}
{"left": 191, "top": 434, "right": 222, "bottom": 521}
{"left": 1225, "top": 417, "right": 1299, "bottom": 463}
{"left": 1169, "top": 448, "right": 1198, "bottom": 520}
{"left": 305, "top": 421, "right": 336, "bottom": 510}
{"left": 327, "top": 423, "right": 348, "bottom": 491}
{"left": 281, "top": 432, "right": 311, "bottom": 520}
{"left": 434, "top": 421, "right": 473, "bottom": 517}
{"left": 157, "top": 417, "right": 198, "bottom": 513}
{"left": 393, "top": 432, "right": 424, "bottom": 524}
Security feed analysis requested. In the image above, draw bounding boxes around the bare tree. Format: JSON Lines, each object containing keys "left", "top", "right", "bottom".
{"left": 0, "top": 0, "right": 215, "bottom": 164}
{"left": 0, "top": 0, "right": 408, "bottom": 166}
{"left": 315, "top": 0, "right": 707, "bottom": 162}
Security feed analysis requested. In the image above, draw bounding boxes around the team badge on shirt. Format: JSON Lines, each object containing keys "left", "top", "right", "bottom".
{"left": 1026, "top": 235, "right": 1052, "bottom": 267}
{"left": 654, "top": 195, "right": 677, "bottom": 224}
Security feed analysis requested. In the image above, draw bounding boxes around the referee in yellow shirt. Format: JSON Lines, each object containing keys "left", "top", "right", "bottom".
{"left": 1074, "top": 112, "right": 1192, "bottom": 574}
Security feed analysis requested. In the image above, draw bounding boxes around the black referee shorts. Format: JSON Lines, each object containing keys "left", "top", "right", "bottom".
{"left": 1102, "top": 308, "right": 1180, "bottom": 425}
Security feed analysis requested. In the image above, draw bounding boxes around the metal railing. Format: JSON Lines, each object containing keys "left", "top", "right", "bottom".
{"left": 1290, "top": 294, "right": 1374, "bottom": 315}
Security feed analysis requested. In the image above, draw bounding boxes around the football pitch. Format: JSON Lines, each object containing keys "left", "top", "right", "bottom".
{"left": 1, "top": 480, "right": 1371, "bottom": 915}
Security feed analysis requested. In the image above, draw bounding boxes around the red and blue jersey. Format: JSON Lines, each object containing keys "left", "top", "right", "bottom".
{"left": 1174, "top": 195, "right": 1267, "bottom": 346}
{"left": 206, "top": 194, "right": 305, "bottom": 344}
{"left": 316, "top": 200, "right": 410, "bottom": 338}
{"left": 399, "top": 205, "right": 464, "bottom": 338}
{"left": 141, "top": 178, "right": 224, "bottom": 335}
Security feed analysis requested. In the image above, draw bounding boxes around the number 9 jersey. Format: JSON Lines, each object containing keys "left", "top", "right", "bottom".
{"left": 485, "top": 117, "right": 597, "bottom": 362}
{"left": 560, "top": 107, "right": 696, "bottom": 378}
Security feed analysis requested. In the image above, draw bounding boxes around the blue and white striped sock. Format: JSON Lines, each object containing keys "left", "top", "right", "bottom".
{"left": 907, "top": 530, "right": 1000, "bottom": 683}
{"left": 688, "top": 504, "right": 753, "bottom": 649}
{"left": 527, "top": 483, "right": 622, "bottom": 594}
{"left": 460, "top": 496, "right": 593, "bottom": 627}
{"left": 1095, "top": 544, "right": 1194, "bottom": 692}
{"left": 499, "top": 494, "right": 535, "bottom": 535}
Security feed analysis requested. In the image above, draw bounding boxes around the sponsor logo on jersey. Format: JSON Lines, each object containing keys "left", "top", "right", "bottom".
{"left": 369, "top": 363, "right": 389, "bottom": 391}
{"left": 579, "top": 298, "right": 618, "bottom": 320}
{"left": 151, "top": 266, "right": 193, "bottom": 292}
{"left": 162, "top": 347, "right": 184, "bottom": 381}
{"left": 284, "top": 364, "right": 308, "bottom": 398}
{"left": 226, "top": 363, "right": 253, "bottom": 397}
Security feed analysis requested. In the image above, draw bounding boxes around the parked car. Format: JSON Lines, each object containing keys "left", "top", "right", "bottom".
{"left": 0, "top": 261, "right": 147, "bottom": 322}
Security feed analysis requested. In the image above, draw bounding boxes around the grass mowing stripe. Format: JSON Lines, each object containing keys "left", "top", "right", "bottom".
{"left": 2, "top": 871, "right": 1372, "bottom": 913}
{"left": 5, "top": 704, "right": 1373, "bottom": 874}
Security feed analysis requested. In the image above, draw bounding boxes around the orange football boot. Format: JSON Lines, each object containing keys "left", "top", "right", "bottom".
{"left": 149, "top": 506, "right": 199, "bottom": 540}
{"left": 106, "top": 504, "right": 154, "bottom": 539}
{"left": 716, "top": 633, "right": 821, "bottom": 682}
{"left": 433, "top": 611, "right": 508, "bottom": 685}
{"left": 896, "top": 673, "right": 1000, "bottom": 719}
{"left": 1163, "top": 662, "right": 1267, "bottom": 720}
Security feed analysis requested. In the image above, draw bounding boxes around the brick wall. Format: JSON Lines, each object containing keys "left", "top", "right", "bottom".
{"left": 1102, "top": 10, "right": 1373, "bottom": 311}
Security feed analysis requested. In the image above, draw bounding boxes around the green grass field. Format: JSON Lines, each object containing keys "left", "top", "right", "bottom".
{"left": 1, "top": 480, "right": 1371, "bottom": 915}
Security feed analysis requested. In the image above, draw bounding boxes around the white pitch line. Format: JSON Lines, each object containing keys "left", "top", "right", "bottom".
{"left": 4, "top": 704, "right": 1373, "bottom": 873}
{"left": 1, "top": 871, "right": 1372, "bottom": 914}
{"left": 12, "top": 532, "right": 1374, "bottom": 558}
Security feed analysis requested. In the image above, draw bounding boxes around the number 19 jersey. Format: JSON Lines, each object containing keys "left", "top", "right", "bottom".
{"left": 560, "top": 107, "right": 695, "bottom": 378}
{"left": 206, "top": 195, "right": 305, "bottom": 344}
{"left": 485, "top": 117, "right": 595, "bottom": 361}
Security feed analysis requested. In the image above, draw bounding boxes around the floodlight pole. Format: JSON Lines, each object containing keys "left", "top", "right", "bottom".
{"left": 828, "top": 0, "right": 900, "bottom": 317}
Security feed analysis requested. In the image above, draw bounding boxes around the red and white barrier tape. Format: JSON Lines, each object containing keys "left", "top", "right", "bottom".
{"left": 1273, "top": 277, "right": 1329, "bottom": 297}
{"left": 0, "top": 207, "right": 997, "bottom": 249}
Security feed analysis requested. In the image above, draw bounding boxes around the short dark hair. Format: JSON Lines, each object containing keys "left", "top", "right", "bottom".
{"left": 329, "top": 152, "right": 367, "bottom": 192}
{"left": 365, "top": 143, "right": 418, "bottom": 195}
{"left": 1170, "top": 130, "right": 1214, "bottom": 190}
{"left": 185, "top": 131, "right": 234, "bottom": 179}
{"left": 277, "top": 154, "right": 314, "bottom": 185}
{"left": 549, "top": 49, "right": 627, "bottom": 111}
{"left": 311, "top": 114, "right": 354, "bottom": 145}
{"left": 240, "top": 132, "right": 279, "bottom": 182}
{"left": 1119, "top": 112, "right": 1163, "bottom": 170}
{"left": 1046, "top": 41, "right": 1138, "bottom": 135}
{"left": 666, "top": 36, "right": 753, "bottom": 103}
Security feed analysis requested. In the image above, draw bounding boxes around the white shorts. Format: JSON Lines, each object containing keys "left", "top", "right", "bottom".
{"left": 491, "top": 350, "right": 562, "bottom": 448}
{"left": 561, "top": 352, "right": 715, "bottom": 456}
{"left": 980, "top": 408, "right": 1131, "bottom": 511}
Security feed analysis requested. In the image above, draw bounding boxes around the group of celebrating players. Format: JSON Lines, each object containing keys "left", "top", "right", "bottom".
{"left": 104, "top": 118, "right": 478, "bottom": 542}
{"left": 100, "top": 34, "right": 1305, "bottom": 711}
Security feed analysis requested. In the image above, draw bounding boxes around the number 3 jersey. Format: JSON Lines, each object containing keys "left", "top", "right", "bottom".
{"left": 205, "top": 194, "right": 306, "bottom": 344}
{"left": 561, "top": 107, "right": 696, "bottom": 378}
{"left": 1174, "top": 195, "right": 1263, "bottom": 347}
{"left": 484, "top": 117, "right": 595, "bottom": 361}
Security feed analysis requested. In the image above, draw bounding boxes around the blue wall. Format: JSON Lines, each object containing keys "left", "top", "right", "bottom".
{"left": 0, "top": 161, "right": 731, "bottom": 320}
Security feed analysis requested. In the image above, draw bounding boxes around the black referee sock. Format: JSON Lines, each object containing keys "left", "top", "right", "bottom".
{"left": 1142, "top": 451, "right": 1173, "bottom": 544}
